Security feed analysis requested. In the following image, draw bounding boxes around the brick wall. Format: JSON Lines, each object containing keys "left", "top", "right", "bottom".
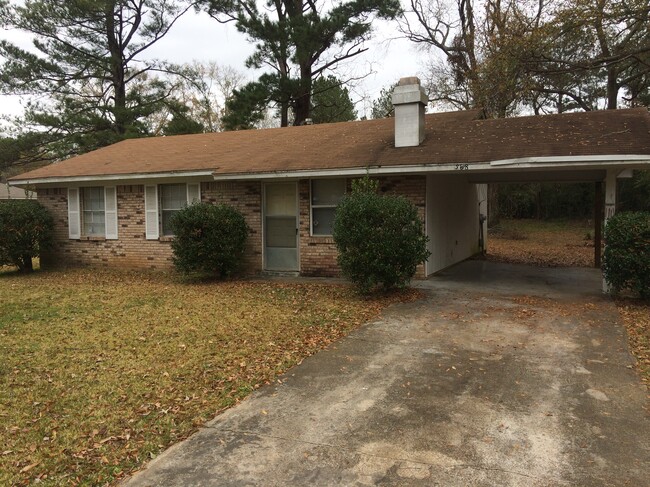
{"left": 39, "top": 186, "right": 174, "bottom": 269}
{"left": 202, "top": 181, "right": 262, "bottom": 274}
{"left": 298, "top": 175, "right": 427, "bottom": 278}
{"left": 38, "top": 175, "right": 426, "bottom": 278}
{"left": 38, "top": 181, "right": 263, "bottom": 273}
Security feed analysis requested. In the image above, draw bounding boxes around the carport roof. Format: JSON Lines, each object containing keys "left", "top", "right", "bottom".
{"left": 10, "top": 107, "right": 650, "bottom": 183}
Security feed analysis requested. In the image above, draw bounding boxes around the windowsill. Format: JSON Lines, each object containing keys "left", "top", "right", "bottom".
{"left": 79, "top": 236, "right": 106, "bottom": 241}
{"left": 308, "top": 235, "right": 335, "bottom": 244}
{"left": 159, "top": 236, "right": 174, "bottom": 242}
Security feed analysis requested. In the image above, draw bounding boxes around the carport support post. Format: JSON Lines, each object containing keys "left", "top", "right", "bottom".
{"left": 602, "top": 169, "right": 617, "bottom": 293}
{"left": 594, "top": 181, "right": 602, "bottom": 268}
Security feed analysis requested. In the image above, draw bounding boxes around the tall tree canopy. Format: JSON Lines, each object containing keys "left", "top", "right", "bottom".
{"left": 0, "top": 0, "right": 195, "bottom": 161}
{"left": 201, "top": 0, "right": 400, "bottom": 126}
{"left": 400, "top": 0, "right": 650, "bottom": 116}
{"left": 527, "top": 0, "right": 650, "bottom": 111}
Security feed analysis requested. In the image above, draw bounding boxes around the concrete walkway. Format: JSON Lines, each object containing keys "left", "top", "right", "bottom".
{"left": 124, "top": 262, "right": 649, "bottom": 486}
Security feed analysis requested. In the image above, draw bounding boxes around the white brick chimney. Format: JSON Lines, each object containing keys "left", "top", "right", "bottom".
{"left": 391, "top": 77, "right": 428, "bottom": 147}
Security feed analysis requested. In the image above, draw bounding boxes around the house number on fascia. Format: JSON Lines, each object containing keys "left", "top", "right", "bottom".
{"left": 455, "top": 164, "right": 469, "bottom": 171}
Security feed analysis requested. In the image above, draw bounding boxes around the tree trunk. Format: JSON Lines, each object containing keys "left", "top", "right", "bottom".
{"left": 487, "top": 183, "right": 500, "bottom": 227}
{"left": 19, "top": 255, "right": 33, "bottom": 273}
{"left": 293, "top": 63, "right": 312, "bottom": 126}
{"left": 606, "top": 68, "right": 618, "bottom": 109}
{"left": 105, "top": 2, "right": 127, "bottom": 135}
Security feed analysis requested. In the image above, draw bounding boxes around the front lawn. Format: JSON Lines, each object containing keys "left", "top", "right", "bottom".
{"left": 0, "top": 268, "right": 417, "bottom": 485}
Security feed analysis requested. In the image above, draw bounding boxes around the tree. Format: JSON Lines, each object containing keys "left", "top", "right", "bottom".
{"left": 221, "top": 73, "right": 282, "bottom": 130}
{"left": 400, "top": 0, "right": 548, "bottom": 117}
{"left": 0, "top": 0, "right": 195, "bottom": 159}
{"left": 146, "top": 61, "right": 247, "bottom": 134}
{"left": 333, "top": 176, "right": 430, "bottom": 293}
{"left": 0, "top": 199, "right": 53, "bottom": 272}
{"left": 505, "top": 0, "right": 650, "bottom": 113}
{"left": 201, "top": 0, "right": 400, "bottom": 126}
{"left": 162, "top": 105, "right": 206, "bottom": 136}
{"left": 370, "top": 83, "right": 397, "bottom": 119}
{"left": 310, "top": 76, "right": 357, "bottom": 124}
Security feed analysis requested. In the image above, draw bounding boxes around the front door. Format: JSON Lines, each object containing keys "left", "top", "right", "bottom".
{"left": 264, "top": 182, "right": 298, "bottom": 271}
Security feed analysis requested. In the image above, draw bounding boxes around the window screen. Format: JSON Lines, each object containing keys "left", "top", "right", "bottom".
{"left": 311, "top": 179, "right": 345, "bottom": 236}
{"left": 160, "top": 184, "right": 186, "bottom": 236}
{"left": 82, "top": 187, "right": 105, "bottom": 236}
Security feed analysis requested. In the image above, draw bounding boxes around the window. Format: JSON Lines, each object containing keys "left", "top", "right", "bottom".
{"left": 144, "top": 183, "right": 201, "bottom": 240}
{"left": 81, "top": 187, "right": 105, "bottom": 236}
{"left": 311, "top": 179, "right": 346, "bottom": 236}
{"left": 160, "top": 184, "right": 187, "bottom": 236}
{"left": 67, "top": 187, "right": 117, "bottom": 240}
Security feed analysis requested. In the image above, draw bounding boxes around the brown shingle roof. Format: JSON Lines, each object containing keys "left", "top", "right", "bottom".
{"left": 10, "top": 108, "right": 650, "bottom": 181}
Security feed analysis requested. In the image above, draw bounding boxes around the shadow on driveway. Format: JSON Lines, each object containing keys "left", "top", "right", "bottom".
{"left": 124, "top": 261, "right": 649, "bottom": 486}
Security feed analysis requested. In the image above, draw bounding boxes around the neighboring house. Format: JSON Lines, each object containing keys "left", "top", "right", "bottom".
{"left": 0, "top": 182, "right": 35, "bottom": 200}
{"left": 8, "top": 78, "right": 650, "bottom": 278}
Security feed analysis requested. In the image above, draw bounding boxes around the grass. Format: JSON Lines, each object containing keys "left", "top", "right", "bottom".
{"left": 487, "top": 218, "right": 598, "bottom": 267}
{"left": 488, "top": 218, "right": 650, "bottom": 390}
{"left": 0, "top": 267, "right": 419, "bottom": 485}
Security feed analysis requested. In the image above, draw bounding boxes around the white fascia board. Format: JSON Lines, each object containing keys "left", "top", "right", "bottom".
{"left": 212, "top": 155, "right": 650, "bottom": 181}
{"left": 9, "top": 170, "right": 214, "bottom": 187}
{"left": 489, "top": 154, "right": 650, "bottom": 166}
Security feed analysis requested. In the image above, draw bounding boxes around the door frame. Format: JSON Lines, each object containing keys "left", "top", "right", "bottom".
{"left": 262, "top": 181, "right": 300, "bottom": 272}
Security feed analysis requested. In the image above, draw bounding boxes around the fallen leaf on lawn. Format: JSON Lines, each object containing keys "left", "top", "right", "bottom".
{"left": 20, "top": 462, "right": 39, "bottom": 473}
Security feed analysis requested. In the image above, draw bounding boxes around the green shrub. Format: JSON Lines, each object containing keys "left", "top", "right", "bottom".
{"left": 170, "top": 202, "right": 250, "bottom": 277}
{"left": 0, "top": 199, "right": 54, "bottom": 272}
{"left": 333, "top": 177, "right": 430, "bottom": 294}
{"left": 603, "top": 211, "right": 650, "bottom": 298}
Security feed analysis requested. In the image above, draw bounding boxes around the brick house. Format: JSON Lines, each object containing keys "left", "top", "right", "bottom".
{"left": 8, "top": 78, "right": 650, "bottom": 278}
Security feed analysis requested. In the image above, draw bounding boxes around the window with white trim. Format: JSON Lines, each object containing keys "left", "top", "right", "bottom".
{"left": 67, "top": 186, "right": 118, "bottom": 240}
{"left": 81, "top": 187, "right": 105, "bottom": 236}
{"left": 160, "top": 183, "right": 187, "bottom": 236}
{"left": 311, "top": 179, "right": 346, "bottom": 236}
{"left": 144, "top": 183, "right": 201, "bottom": 239}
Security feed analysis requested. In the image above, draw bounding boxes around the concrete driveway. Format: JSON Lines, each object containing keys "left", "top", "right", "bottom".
{"left": 124, "top": 262, "right": 649, "bottom": 486}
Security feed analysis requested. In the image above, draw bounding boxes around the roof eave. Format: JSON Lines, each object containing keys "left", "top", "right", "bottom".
{"left": 211, "top": 155, "right": 650, "bottom": 181}
{"left": 9, "top": 169, "right": 215, "bottom": 187}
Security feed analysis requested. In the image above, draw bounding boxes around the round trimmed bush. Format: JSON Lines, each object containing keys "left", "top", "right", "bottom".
{"left": 0, "top": 199, "right": 54, "bottom": 272}
{"left": 170, "top": 202, "right": 250, "bottom": 277}
{"left": 603, "top": 211, "right": 650, "bottom": 298}
{"left": 333, "top": 177, "right": 430, "bottom": 294}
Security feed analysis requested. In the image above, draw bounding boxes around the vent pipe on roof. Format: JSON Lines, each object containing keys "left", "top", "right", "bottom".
{"left": 391, "top": 77, "right": 428, "bottom": 148}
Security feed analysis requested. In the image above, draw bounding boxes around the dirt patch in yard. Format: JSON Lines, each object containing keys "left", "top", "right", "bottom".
{"left": 0, "top": 268, "right": 420, "bottom": 485}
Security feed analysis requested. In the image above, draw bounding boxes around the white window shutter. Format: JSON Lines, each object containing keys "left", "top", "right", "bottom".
{"left": 67, "top": 188, "right": 81, "bottom": 239}
{"left": 144, "top": 185, "right": 159, "bottom": 240}
{"left": 104, "top": 186, "right": 118, "bottom": 239}
{"left": 187, "top": 183, "right": 201, "bottom": 205}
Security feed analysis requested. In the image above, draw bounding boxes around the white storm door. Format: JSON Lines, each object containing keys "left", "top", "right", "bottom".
{"left": 264, "top": 182, "right": 298, "bottom": 271}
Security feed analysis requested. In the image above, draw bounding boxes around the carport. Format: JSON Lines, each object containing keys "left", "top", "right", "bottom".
{"left": 466, "top": 161, "right": 641, "bottom": 270}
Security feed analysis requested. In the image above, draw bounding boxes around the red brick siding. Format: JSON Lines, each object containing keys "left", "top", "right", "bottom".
{"left": 38, "top": 186, "right": 173, "bottom": 269}
{"left": 298, "top": 175, "right": 427, "bottom": 278}
{"left": 38, "top": 181, "right": 263, "bottom": 273}
{"left": 38, "top": 176, "right": 426, "bottom": 278}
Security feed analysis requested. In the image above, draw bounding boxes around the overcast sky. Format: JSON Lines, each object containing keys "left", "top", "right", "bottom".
{"left": 0, "top": 6, "right": 426, "bottom": 124}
